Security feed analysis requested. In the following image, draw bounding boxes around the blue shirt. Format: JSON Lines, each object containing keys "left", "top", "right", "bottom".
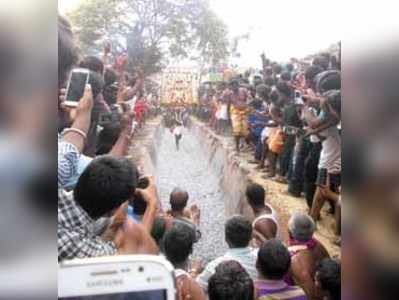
{"left": 248, "top": 110, "right": 268, "bottom": 137}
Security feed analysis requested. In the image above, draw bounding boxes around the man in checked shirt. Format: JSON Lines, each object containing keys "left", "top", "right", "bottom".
{"left": 58, "top": 156, "right": 159, "bottom": 261}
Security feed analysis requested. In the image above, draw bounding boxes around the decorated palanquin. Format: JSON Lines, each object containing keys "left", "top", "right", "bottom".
{"left": 160, "top": 67, "right": 199, "bottom": 106}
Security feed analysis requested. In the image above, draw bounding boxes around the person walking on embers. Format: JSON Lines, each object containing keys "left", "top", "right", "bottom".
{"left": 172, "top": 121, "right": 184, "bottom": 151}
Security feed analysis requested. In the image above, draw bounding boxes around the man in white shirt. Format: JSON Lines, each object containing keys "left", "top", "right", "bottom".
{"left": 216, "top": 98, "right": 229, "bottom": 135}
{"left": 305, "top": 90, "right": 341, "bottom": 223}
{"left": 173, "top": 122, "right": 184, "bottom": 151}
{"left": 195, "top": 215, "right": 258, "bottom": 292}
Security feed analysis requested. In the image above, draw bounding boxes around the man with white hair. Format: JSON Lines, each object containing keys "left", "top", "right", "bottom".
{"left": 285, "top": 213, "right": 330, "bottom": 300}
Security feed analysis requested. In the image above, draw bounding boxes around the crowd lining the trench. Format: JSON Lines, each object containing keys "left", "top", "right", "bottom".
{"left": 58, "top": 12, "right": 341, "bottom": 300}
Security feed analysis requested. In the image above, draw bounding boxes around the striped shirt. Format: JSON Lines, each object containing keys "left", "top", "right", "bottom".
{"left": 58, "top": 137, "right": 80, "bottom": 188}
{"left": 255, "top": 279, "right": 308, "bottom": 300}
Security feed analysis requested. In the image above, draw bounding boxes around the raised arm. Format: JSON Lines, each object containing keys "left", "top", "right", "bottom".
{"left": 62, "top": 85, "right": 94, "bottom": 152}
{"left": 109, "top": 110, "right": 135, "bottom": 157}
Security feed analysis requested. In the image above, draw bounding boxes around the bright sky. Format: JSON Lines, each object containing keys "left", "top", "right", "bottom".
{"left": 59, "top": 0, "right": 399, "bottom": 67}
{"left": 209, "top": 0, "right": 344, "bottom": 65}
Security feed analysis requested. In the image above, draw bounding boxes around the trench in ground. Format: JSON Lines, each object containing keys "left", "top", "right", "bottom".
{"left": 154, "top": 125, "right": 229, "bottom": 263}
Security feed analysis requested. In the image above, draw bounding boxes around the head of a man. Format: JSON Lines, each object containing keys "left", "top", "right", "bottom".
{"left": 269, "top": 89, "right": 280, "bottom": 104}
{"left": 74, "top": 156, "right": 138, "bottom": 219}
{"left": 280, "top": 71, "right": 292, "bottom": 81}
{"left": 151, "top": 216, "right": 167, "bottom": 248}
{"left": 265, "top": 66, "right": 273, "bottom": 77}
{"left": 208, "top": 260, "right": 254, "bottom": 300}
{"left": 256, "top": 239, "right": 291, "bottom": 280}
{"left": 305, "top": 65, "right": 324, "bottom": 90}
{"left": 286, "top": 63, "right": 294, "bottom": 72}
{"left": 256, "top": 84, "right": 271, "bottom": 102}
{"left": 288, "top": 213, "right": 316, "bottom": 242}
{"left": 246, "top": 183, "right": 266, "bottom": 209}
{"left": 229, "top": 79, "right": 240, "bottom": 92}
{"left": 276, "top": 80, "right": 293, "bottom": 104}
{"left": 272, "top": 63, "right": 282, "bottom": 75}
{"left": 225, "top": 215, "right": 252, "bottom": 249}
{"left": 323, "top": 89, "right": 341, "bottom": 117}
{"left": 163, "top": 222, "right": 196, "bottom": 267}
{"left": 80, "top": 56, "right": 104, "bottom": 75}
{"left": 104, "top": 67, "right": 118, "bottom": 87}
{"left": 58, "top": 15, "right": 79, "bottom": 89}
{"left": 315, "top": 70, "right": 341, "bottom": 94}
{"left": 169, "top": 188, "right": 189, "bottom": 213}
{"left": 253, "top": 75, "right": 263, "bottom": 88}
{"left": 315, "top": 258, "right": 341, "bottom": 300}
{"left": 313, "top": 55, "right": 330, "bottom": 71}
{"left": 87, "top": 71, "right": 104, "bottom": 99}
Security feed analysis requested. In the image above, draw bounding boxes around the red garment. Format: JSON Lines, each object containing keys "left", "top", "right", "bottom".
{"left": 288, "top": 238, "right": 317, "bottom": 255}
{"left": 284, "top": 238, "right": 318, "bottom": 286}
{"left": 134, "top": 99, "right": 148, "bottom": 125}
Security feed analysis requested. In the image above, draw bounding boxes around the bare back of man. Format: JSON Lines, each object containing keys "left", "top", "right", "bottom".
{"left": 251, "top": 204, "right": 279, "bottom": 247}
{"left": 253, "top": 218, "right": 278, "bottom": 247}
{"left": 288, "top": 241, "right": 330, "bottom": 300}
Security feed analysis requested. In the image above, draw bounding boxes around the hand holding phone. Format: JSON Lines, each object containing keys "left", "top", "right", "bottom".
{"left": 75, "top": 84, "right": 94, "bottom": 114}
{"left": 64, "top": 68, "right": 91, "bottom": 107}
{"left": 59, "top": 88, "right": 66, "bottom": 105}
{"left": 134, "top": 176, "right": 157, "bottom": 208}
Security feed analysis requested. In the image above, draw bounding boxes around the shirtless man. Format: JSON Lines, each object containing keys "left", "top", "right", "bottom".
{"left": 245, "top": 183, "right": 279, "bottom": 247}
{"left": 286, "top": 213, "right": 330, "bottom": 300}
{"left": 223, "top": 79, "right": 249, "bottom": 153}
{"left": 167, "top": 187, "right": 200, "bottom": 227}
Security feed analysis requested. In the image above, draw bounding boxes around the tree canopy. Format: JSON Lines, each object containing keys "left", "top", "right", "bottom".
{"left": 67, "top": 0, "right": 229, "bottom": 75}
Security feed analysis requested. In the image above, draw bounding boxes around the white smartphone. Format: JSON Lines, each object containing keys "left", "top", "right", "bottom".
{"left": 64, "top": 68, "right": 90, "bottom": 107}
{"left": 58, "top": 255, "right": 176, "bottom": 300}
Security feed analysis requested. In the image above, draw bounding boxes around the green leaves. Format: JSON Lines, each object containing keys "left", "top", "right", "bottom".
{"left": 68, "top": 0, "right": 229, "bottom": 74}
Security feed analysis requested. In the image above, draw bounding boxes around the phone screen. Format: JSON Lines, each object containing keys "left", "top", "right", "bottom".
{"left": 66, "top": 71, "right": 89, "bottom": 102}
{"left": 61, "top": 290, "right": 167, "bottom": 300}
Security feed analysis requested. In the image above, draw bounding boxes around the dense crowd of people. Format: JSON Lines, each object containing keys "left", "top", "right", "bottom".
{"left": 196, "top": 49, "right": 342, "bottom": 243}
{"left": 58, "top": 11, "right": 341, "bottom": 300}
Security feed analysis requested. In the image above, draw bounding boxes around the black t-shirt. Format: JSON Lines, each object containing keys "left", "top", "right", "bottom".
{"left": 283, "top": 103, "right": 302, "bottom": 128}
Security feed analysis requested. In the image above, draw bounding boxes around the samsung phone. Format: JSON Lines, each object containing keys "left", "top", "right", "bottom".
{"left": 64, "top": 68, "right": 90, "bottom": 107}
{"left": 58, "top": 255, "right": 176, "bottom": 300}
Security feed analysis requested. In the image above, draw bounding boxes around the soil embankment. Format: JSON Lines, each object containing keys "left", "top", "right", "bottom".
{"left": 128, "top": 116, "right": 340, "bottom": 258}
